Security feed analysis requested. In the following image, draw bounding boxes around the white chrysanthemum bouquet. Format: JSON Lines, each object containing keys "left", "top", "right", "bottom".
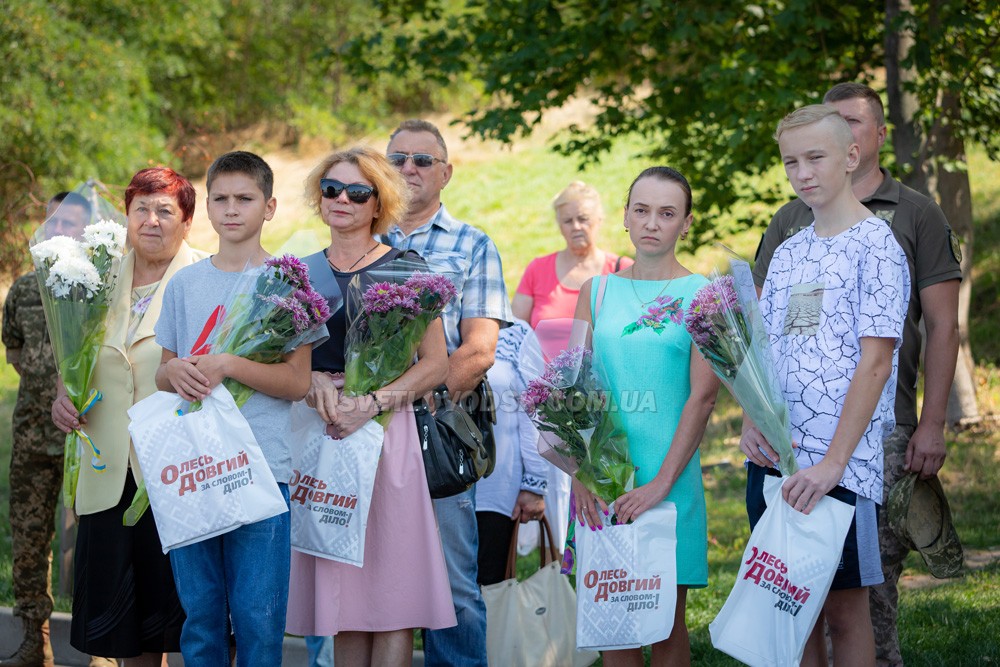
{"left": 29, "top": 186, "right": 127, "bottom": 508}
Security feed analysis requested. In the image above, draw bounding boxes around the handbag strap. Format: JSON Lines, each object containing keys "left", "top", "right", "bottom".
{"left": 504, "top": 516, "right": 561, "bottom": 581}
{"left": 593, "top": 274, "right": 609, "bottom": 321}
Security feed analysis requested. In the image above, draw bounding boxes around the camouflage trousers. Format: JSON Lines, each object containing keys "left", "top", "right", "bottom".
{"left": 870, "top": 424, "right": 916, "bottom": 667}
{"left": 9, "top": 445, "right": 64, "bottom": 623}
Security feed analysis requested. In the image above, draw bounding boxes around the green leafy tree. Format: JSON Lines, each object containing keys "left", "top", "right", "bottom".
{"left": 884, "top": 0, "right": 998, "bottom": 423}
{"left": 343, "top": 0, "right": 999, "bottom": 420}
{"left": 344, "top": 0, "right": 882, "bottom": 245}
{"left": 0, "top": 0, "right": 463, "bottom": 281}
{"left": 1, "top": 0, "right": 168, "bottom": 276}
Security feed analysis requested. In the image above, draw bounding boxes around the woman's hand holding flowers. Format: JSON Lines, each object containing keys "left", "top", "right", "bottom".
{"left": 327, "top": 392, "right": 380, "bottom": 439}
{"left": 572, "top": 477, "right": 610, "bottom": 530}
{"left": 52, "top": 391, "right": 85, "bottom": 433}
{"left": 306, "top": 371, "right": 343, "bottom": 424}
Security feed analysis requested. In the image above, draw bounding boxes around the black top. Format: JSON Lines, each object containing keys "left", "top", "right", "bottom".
{"left": 306, "top": 247, "right": 425, "bottom": 373}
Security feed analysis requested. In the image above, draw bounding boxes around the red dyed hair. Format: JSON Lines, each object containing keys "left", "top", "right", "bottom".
{"left": 124, "top": 167, "right": 196, "bottom": 222}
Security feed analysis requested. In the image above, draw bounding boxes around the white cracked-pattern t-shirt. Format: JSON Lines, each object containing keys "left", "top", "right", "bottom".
{"left": 761, "top": 216, "right": 909, "bottom": 502}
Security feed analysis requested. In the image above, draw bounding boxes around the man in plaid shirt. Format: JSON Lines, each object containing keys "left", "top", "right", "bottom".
{"left": 382, "top": 119, "right": 513, "bottom": 666}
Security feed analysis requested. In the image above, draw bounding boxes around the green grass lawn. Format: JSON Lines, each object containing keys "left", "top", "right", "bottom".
{"left": 1, "top": 131, "right": 999, "bottom": 662}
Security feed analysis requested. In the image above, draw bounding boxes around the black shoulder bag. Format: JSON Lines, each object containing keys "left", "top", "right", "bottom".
{"left": 415, "top": 385, "right": 493, "bottom": 499}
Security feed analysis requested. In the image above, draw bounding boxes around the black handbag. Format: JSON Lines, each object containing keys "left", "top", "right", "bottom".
{"left": 415, "top": 386, "right": 492, "bottom": 499}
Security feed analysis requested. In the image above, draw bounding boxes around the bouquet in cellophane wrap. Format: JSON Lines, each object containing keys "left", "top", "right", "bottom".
{"left": 125, "top": 254, "right": 333, "bottom": 525}
{"left": 684, "top": 257, "right": 798, "bottom": 475}
{"left": 343, "top": 257, "right": 457, "bottom": 426}
{"left": 29, "top": 182, "right": 127, "bottom": 509}
{"left": 519, "top": 318, "right": 634, "bottom": 510}
{"left": 188, "top": 254, "right": 334, "bottom": 409}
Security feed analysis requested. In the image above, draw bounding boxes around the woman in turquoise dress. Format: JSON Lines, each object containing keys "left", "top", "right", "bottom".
{"left": 572, "top": 166, "right": 720, "bottom": 666}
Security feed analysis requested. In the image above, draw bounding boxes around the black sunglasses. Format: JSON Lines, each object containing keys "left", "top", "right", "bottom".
{"left": 386, "top": 153, "right": 445, "bottom": 169}
{"left": 319, "top": 178, "right": 378, "bottom": 204}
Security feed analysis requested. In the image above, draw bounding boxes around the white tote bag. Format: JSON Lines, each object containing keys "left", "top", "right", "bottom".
{"left": 483, "top": 518, "right": 598, "bottom": 667}
{"left": 576, "top": 503, "right": 677, "bottom": 652}
{"left": 710, "top": 475, "right": 855, "bottom": 666}
{"left": 288, "top": 401, "right": 384, "bottom": 567}
{"left": 128, "top": 386, "right": 288, "bottom": 553}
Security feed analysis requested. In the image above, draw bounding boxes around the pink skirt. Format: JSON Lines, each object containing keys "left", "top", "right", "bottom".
{"left": 286, "top": 407, "right": 457, "bottom": 634}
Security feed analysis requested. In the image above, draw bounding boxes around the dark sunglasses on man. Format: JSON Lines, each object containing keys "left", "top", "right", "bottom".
{"left": 386, "top": 153, "right": 446, "bottom": 169}
{"left": 319, "top": 178, "right": 377, "bottom": 204}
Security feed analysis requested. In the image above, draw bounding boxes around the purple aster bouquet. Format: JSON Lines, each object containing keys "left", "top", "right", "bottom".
{"left": 344, "top": 258, "right": 457, "bottom": 427}
{"left": 519, "top": 321, "right": 634, "bottom": 506}
{"left": 684, "top": 260, "right": 798, "bottom": 475}
{"left": 189, "top": 254, "right": 333, "bottom": 409}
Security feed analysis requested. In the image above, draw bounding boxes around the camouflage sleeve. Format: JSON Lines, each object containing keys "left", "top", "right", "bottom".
{"left": 3, "top": 275, "right": 27, "bottom": 352}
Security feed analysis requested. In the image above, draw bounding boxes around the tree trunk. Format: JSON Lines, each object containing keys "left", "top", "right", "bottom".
{"left": 925, "top": 92, "right": 979, "bottom": 425}
{"left": 884, "top": 0, "right": 979, "bottom": 425}
{"left": 885, "top": 0, "right": 925, "bottom": 192}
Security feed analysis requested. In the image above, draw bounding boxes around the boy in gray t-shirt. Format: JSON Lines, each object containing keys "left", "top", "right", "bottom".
{"left": 154, "top": 151, "right": 326, "bottom": 664}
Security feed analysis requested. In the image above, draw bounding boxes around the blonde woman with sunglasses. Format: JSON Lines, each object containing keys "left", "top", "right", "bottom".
{"left": 286, "top": 147, "right": 456, "bottom": 666}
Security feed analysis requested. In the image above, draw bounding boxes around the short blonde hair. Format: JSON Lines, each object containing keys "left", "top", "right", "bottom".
{"left": 305, "top": 146, "right": 411, "bottom": 235}
{"left": 773, "top": 104, "right": 854, "bottom": 149}
{"left": 553, "top": 181, "right": 603, "bottom": 214}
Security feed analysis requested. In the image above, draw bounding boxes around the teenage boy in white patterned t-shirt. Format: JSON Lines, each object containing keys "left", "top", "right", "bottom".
{"left": 740, "top": 105, "right": 909, "bottom": 665}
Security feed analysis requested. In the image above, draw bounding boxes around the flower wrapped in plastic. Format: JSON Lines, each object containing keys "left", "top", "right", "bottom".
{"left": 684, "top": 258, "right": 798, "bottom": 475}
{"left": 29, "top": 182, "right": 128, "bottom": 508}
{"left": 519, "top": 319, "right": 635, "bottom": 507}
{"left": 188, "top": 254, "right": 334, "bottom": 409}
{"left": 343, "top": 257, "right": 457, "bottom": 427}
{"left": 125, "top": 254, "right": 333, "bottom": 525}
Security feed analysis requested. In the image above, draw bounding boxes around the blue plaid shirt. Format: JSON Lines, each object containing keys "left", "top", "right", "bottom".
{"left": 380, "top": 204, "right": 513, "bottom": 353}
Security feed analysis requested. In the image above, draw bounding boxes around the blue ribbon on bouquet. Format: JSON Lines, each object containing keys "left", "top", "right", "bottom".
{"left": 74, "top": 389, "right": 105, "bottom": 472}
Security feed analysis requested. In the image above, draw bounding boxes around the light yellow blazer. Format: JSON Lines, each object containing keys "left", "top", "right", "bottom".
{"left": 75, "top": 242, "right": 208, "bottom": 515}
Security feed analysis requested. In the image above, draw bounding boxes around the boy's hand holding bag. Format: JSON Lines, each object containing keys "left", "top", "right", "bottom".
{"left": 575, "top": 502, "right": 678, "bottom": 652}
{"left": 709, "top": 475, "right": 855, "bottom": 666}
{"left": 127, "top": 385, "right": 288, "bottom": 553}
{"left": 288, "top": 400, "right": 383, "bottom": 567}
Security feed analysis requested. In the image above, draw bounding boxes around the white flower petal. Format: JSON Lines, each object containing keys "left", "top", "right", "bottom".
{"left": 46, "top": 255, "right": 102, "bottom": 299}
{"left": 31, "top": 236, "right": 88, "bottom": 264}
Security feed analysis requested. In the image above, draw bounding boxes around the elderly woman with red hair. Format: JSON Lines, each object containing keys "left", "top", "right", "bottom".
{"left": 52, "top": 167, "right": 207, "bottom": 666}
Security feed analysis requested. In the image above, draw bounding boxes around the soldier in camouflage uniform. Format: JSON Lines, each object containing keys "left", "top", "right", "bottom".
{"left": 1, "top": 193, "right": 113, "bottom": 667}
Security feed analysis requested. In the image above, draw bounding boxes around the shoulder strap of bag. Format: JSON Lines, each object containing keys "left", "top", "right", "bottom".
{"left": 592, "top": 274, "right": 609, "bottom": 322}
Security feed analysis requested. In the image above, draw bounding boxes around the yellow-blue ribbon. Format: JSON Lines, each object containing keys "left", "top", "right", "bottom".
{"left": 77, "top": 389, "right": 105, "bottom": 472}
{"left": 80, "top": 389, "right": 102, "bottom": 416}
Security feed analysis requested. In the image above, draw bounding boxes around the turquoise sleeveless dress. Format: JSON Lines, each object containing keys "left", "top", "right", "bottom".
{"left": 590, "top": 273, "right": 709, "bottom": 587}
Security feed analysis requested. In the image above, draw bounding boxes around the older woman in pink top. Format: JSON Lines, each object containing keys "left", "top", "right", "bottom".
{"left": 513, "top": 181, "right": 633, "bottom": 331}
{"left": 511, "top": 181, "right": 632, "bottom": 555}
